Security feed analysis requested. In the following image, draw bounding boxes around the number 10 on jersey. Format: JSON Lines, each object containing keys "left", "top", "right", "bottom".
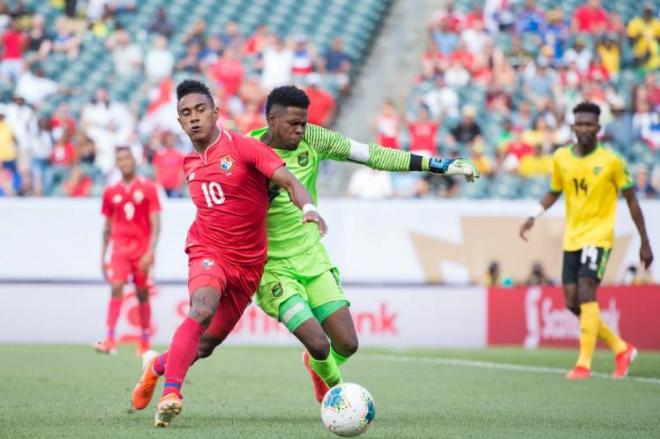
{"left": 201, "top": 182, "right": 225, "bottom": 206}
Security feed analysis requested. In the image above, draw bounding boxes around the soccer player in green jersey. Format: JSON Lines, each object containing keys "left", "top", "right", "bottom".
{"left": 195, "top": 85, "right": 480, "bottom": 402}
{"left": 131, "top": 86, "right": 479, "bottom": 408}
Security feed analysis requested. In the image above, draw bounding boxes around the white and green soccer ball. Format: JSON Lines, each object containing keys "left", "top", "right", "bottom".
{"left": 321, "top": 383, "right": 376, "bottom": 437}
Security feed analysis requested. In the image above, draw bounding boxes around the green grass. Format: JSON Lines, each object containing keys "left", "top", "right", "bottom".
{"left": 1, "top": 345, "right": 660, "bottom": 438}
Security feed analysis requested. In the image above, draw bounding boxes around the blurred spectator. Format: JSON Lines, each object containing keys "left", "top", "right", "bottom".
{"left": 541, "top": 9, "right": 569, "bottom": 62}
{"left": 219, "top": 21, "right": 243, "bottom": 48}
{"left": 147, "top": 7, "right": 172, "bottom": 39}
{"left": 525, "top": 261, "right": 554, "bottom": 286}
{"left": 260, "top": 36, "right": 293, "bottom": 91}
{"left": 462, "top": 17, "right": 490, "bottom": 56}
{"left": 524, "top": 59, "right": 557, "bottom": 106}
{"left": 596, "top": 33, "right": 621, "bottom": 79}
{"left": 3, "top": 95, "right": 36, "bottom": 162}
{"left": 208, "top": 46, "right": 244, "bottom": 97}
{"left": 145, "top": 35, "right": 174, "bottom": 82}
{"left": 374, "top": 99, "right": 401, "bottom": 149}
{"left": 444, "top": 59, "right": 470, "bottom": 87}
{"left": 153, "top": 131, "right": 184, "bottom": 198}
{"left": 633, "top": 164, "right": 658, "bottom": 199}
{"left": 422, "top": 74, "right": 459, "bottom": 121}
{"left": 348, "top": 168, "right": 393, "bottom": 200}
{"left": 431, "top": 0, "right": 462, "bottom": 33}
{"left": 431, "top": 18, "right": 459, "bottom": 56}
{"left": 484, "top": 0, "right": 515, "bottom": 33}
{"left": 30, "top": 117, "right": 53, "bottom": 196}
{"left": 603, "top": 96, "right": 634, "bottom": 152}
{"left": 448, "top": 105, "right": 482, "bottom": 147}
{"left": 470, "top": 141, "right": 493, "bottom": 177}
{"left": 77, "top": 134, "right": 97, "bottom": 165}
{"left": 0, "top": 18, "right": 26, "bottom": 84}
{"left": 0, "top": 110, "right": 17, "bottom": 169}
{"left": 0, "top": 163, "right": 13, "bottom": 195}
{"left": 627, "top": 3, "right": 660, "bottom": 71}
{"left": 107, "top": 29, "right": 142, "bottom": 77}
{"left": 572, "top": 0, "right": 609, "bottom": 35}
{"left": 235, "top": 101, "right": 264, "bottom": 133}
{"left": 516, "top": 0, "right": 546, "bottom": 36}
{"left": 85, "top": 0, "right": 110, "bottom": 22}
{"left": 15, "top": 63, "right": 60, "bottom": 109}
{"left": 291, "top": 35, "right": 315, "bottom": 76}
{"left": 407, "top": 106, "right": 438, "bottom": 157}
{"left": 52, "top": 16, "right": 81, "bottom": 60}
{"left": 16, "top": 162, "right": 32, "bottom": 196}
{"left": 50, "top": 102, "right": 76, "bottom": 142}
{"left": 503, "top": 129, "right": 533, "bottom": 160}
{"left": 199, "top": 34, "right": 224, "bottom": 66}
{"left": 81, "top": 88, "right": 133, "bottom": 173}
{"left": 25, "top": 14, "right": 52, "bottom": 61}
{"left": 90, "top": 5, "right": 116, "bottom": 38}
{"left": 563, "top": 37, "right": 592, "bottom": 75}
{"left": 244, "top": 24, "right": 270, "bottom": 56}
{"left": 518, "top": 144, "right": 552, "bottom": 178}
{"left": 305, "top": 73, "right": 335, "bottom": 127}
{"left": 0, "top": 1, "right": 10, "bottom": 32}
{"left": 323, "top": 38, "right": 352, "bottom": 93}
{"left": 175, "top": 42, "right": 202, "bottom": 74}
{"left": 521, "top": 117, "right": 552, "bottom": 149}
{"left": 62, "top": 165, "right": 92, "bottom": 197}
{"left": 183, "top": 19, "right": 206, "bottom": 46}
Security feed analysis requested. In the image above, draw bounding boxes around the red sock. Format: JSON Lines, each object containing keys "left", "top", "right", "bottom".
{"left": 163, "top": 317, "right": 204, "bottom": 397}
{"left": 106, "top": 297, "right": 122, "bottom": 340}
{"left": 153, "top": 351, "right": 168, "bottom": 376}
{"left": 138, "top": 302, "right": 151, "bottom": 341}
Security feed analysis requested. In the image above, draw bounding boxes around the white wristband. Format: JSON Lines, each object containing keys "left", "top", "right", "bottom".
{"left": 302, "top": 204, "right": 318, "bottom": 215}
{"left": 528, "top": 203, "right": 545, "bottom": 219}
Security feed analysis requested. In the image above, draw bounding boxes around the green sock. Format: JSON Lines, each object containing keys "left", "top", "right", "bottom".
{"left": 330, "top": 346, "right": 349, "bottom": 366}
{"left": 309, "top": 353, "right": 343, "bottom": 387}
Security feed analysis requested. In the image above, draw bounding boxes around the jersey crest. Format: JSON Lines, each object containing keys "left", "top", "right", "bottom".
{"left": 298, "top": 151, "right": 309, "bottom": 166}
{"left": 593, "top": 166, "right": 602, "bottom": 176}
{"left": 220, "top": 155, "right": 233, "bottom": 172}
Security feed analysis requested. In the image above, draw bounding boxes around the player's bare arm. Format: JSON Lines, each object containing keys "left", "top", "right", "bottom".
{"left": 270, "top": 166, "right": 328, "bottom": 236}
{"left": 622, "top": 188, "right": 654, "bottom": 269}
{"left": 139, "top": 212, "right": 160, "bottom": 272}
{"left": 519, "top": 191, "right": 561, "bottom": 241}
{"left": 101, "top": 217, "right": 111, "bottom": 279}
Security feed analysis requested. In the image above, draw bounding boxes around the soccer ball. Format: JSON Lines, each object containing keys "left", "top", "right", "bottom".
{"left": 321, "top": 383, "right": 376, "bottom": 437}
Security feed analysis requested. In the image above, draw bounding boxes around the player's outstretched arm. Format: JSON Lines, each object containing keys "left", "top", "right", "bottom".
{"left": 622, "top": 188, "right": 654, "bottom": 269}
{"left": 270, "top": 166, "right": 328, "bottom": 236}
{"left": 306, "top": 124, "right": 479, "bottom": 181}
{"left": 519, "top": 191, "right": 561, "bottom": 241}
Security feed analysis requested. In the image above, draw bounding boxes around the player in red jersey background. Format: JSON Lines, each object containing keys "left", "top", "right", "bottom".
{"left": 95, "top": 146, "right": 161, "bottom": 355}
{"left": 129, "top": 79, "right": 327, "bottom": 428}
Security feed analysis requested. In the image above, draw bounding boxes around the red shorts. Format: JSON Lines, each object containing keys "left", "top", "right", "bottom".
{"left": 188, "top": 255, "right": 264, "bottom": 341}
{"left": 105, "top": 254, "right": 152, "bottom": 289}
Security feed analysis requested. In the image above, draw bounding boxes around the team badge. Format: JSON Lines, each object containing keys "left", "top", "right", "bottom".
{"left": 220, "top": 155, "right": 233, "bottom": 172}
{"left": 202, "top": 259, "right": 215, "bottom": 269}
{"left": 298, "top": 151, "right": 309, "bottom": 166}
{"left": 112, "top": 194, "right": 122, "bottom": 203}
{"left": 271, "top": 282, "right": 283, "bottom": 297}
{"left": 593, "top": 166, "right": 602, "bottom": 176}
{"left": 133, "top": 190, "right": 144, "bottom": 203}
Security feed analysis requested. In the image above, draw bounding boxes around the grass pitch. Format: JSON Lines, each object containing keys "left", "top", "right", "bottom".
{"left": 1, "top": 345, "right": 659, "bottom": 438}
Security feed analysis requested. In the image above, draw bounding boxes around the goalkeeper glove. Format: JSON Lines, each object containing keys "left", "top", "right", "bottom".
{"left": 429, "top": 157, "right": 480, "bottom": 182}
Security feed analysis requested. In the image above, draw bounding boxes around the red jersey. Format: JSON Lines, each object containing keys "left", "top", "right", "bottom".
{"left": 153, "top": 147, "right": 185, "bottom": 190}
{"left": 408, "top": 121, "right": 438, "bottom": 156}
{"left": 573, "top": 6, "right": 609, "bottom": 33}
{"left": 102, "top": 177, "right": 161, "bottom": 258}
{"left": 184, "top": 130, "right": 285, "bottom": 265}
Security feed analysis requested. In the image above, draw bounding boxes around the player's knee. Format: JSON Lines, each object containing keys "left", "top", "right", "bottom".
{"left": 335, "top": 336, "right": 359, "bottom": 358}
{"left": 308, "top": 336, "right": 331, "bottom": 360}
{"left": 135, "top": 288, "right": 149, "bottom": 303}
{"left": 189, "top": 289, "right": 220, "bottom": 325}
{"left": 110, "top": 284, "right": 123, "bottom": 298}
{"left": 197, "top": 336, "right": 222, "bottom": 359}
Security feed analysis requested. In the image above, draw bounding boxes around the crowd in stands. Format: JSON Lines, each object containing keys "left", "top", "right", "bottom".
{"left": 0, "top": 0, "right": 349, "bottom": 196}
{"left": 349, "top": 0, "right": 660, "bottom": 200}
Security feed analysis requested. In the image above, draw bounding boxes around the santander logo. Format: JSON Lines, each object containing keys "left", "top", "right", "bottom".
{"left": 523, "top": 287, "right": 621, "bottom": 348}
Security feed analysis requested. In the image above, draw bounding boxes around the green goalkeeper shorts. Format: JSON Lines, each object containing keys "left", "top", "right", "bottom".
{"left": 256, "top": 243, "right": 349, "bottom": 322}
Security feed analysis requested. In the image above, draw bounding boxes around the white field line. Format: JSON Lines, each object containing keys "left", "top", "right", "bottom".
{"left": 366, "top": 354, "right": 660, "bottom": 385}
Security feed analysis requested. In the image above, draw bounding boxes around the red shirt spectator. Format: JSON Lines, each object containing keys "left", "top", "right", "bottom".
{"left": 407, "top": 107, "right": 438, "bottom": 156}
{"left": 64, "top": 167, "right": 92, "bottom": 197}
{"left": 305, "top": 77, "right": 336, "bottom": 127}
{"left": 1, "top": 26, "right": 25, "bottom": 60}
{"left": 573, "top": 0, "right": 609, "bottom": 34}
{"left": 51, "top": 138, "right": 76, "bottom": 165}
{"left": 236, "top": 102, "right": 265, "bottom": 133}
{"left": 375, "top": 100, "right": 401, "bottom": 149}
{"left": 153, "top": 145, "right": 185, "bottom": 192}
{"left": 505, "top": 135, "right": 534, "bottom": 159}
{"left": 209, "top": 48, "right": 244, "bottom": 97}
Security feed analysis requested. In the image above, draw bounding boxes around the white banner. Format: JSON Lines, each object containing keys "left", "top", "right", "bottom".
{"left": 0, "top": 198, "right": 659, "bottom": 284}
{"left": 0, "top": 284, "right": 485, "bottom": 347}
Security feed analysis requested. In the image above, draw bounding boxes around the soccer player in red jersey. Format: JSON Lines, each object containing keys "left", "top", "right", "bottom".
{"left": 134, "top": 80, "right": 326, "bottom": 428}
{"left": 95, "top": 147, "right": 161, "bottom": 356}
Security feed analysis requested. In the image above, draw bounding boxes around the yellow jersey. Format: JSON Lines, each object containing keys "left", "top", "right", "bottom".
{"left": 550, "top": 145, "right": 633, "bottom": 251}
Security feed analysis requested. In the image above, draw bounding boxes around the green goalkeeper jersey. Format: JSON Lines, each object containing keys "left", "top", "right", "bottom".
{"left": 248, "top": 124, "right": 415, "bottom": 259}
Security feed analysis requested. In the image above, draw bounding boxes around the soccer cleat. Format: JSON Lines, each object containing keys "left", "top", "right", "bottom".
{"left": 565, "top": 366, "right": 591, "bottom": 380}
{"left": 132, "top": 350, "right": 161, "bottom": 410}
{"left": 93, "top": 339, "right": 117, "bottom": 355}
{"left": 154, "top": 393, "right": 183, "bottom": 428}
{"left": 612, "top": 343, "right": 638, "bottom": 379}
{"left": 302, "top": 350, "right": 329, "bottom": 404}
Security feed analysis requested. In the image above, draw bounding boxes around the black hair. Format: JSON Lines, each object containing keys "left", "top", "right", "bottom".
{"left": 176, "top": 79, "right": 214, "bottom": 105}
{"left": 572, "top": 101, "right": 601, "bottom": 118}
{"left": 265, "top": 85, "right": 310, "bottom": 114}
{"left": 116, "top": 145, "right": 132, "bottom": 154}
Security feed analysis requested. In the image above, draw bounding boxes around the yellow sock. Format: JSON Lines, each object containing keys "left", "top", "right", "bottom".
{"left": 597, "top": 318, "right": 627, "bottom": 355}
{"left": 576, "top": 302, "right": 600, "bottom": 369}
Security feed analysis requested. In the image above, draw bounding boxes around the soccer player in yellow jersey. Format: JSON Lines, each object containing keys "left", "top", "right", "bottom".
{"left": 519, "top": 102, "right": 654, "bottom": 380}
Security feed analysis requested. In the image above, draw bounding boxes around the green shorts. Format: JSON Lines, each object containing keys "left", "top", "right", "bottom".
{"left": 256, "top": 243, "right": 349, "bottom": 322}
